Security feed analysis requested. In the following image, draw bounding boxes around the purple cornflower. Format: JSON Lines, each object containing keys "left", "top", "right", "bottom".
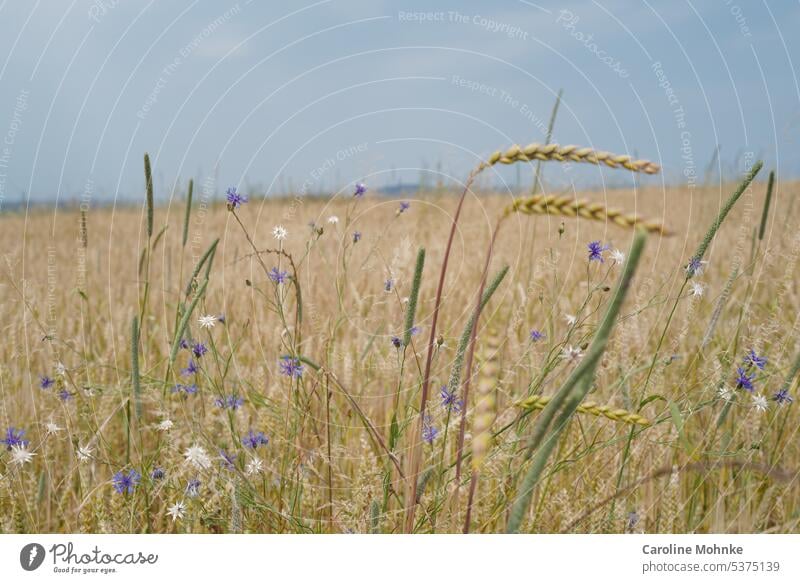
{"left": 214, "top": 394, "right": 244, "bottom": 410}
{"left": 391, "top": 336, "right": 402, "bottom": 348}
{"left": 186, "top": 477, "right": 201, "bottom": 498}
{"left": 353, "top": 231, "right": 362, "bottom": 243}
{"left": 179, "top": 338, "right": 190, "bottom": 350}
{"left": 587, "top": 240, "right": 609, "bottom": 263}
{"left": 384, "top": 278, "right": 393, "bottom": 293}
{"left": 422, "top": 417, "right": 439, "bottom": 444}
{"left": 150, "top": 467, "right": 165, "bottom": 481}
{"left": 40, "top": 375, "right": 54, "bottom": 390}
{"left": 686, "top": 256, "right": 705, "bottom": 277}
{"left": 743, "top": 348, "right": 767, "bottom": 371}
{"left": 219, "top": 449, "right": 237, "bottom": 470}
{"left": 440, "top": 386, "right": 463, "bottom": 414}
{"left": 773, "top": 388, "right": 793, "bottom": 405}
{"left": 398, "top": 201, "right": 410, "bottom": 214}
{"left": 111, "top": 469, "right": 141, "bottom": 495}
{"left": 242, "top": 429, "right": 270, "bottom": 449}
{"left": 192, "top": 342, "right": 208, "bottom": 359}
{"left": 171, "top": 383, "right": 198, "bottom": 396}
{"left": 226, "top": 186, "right": 247, "bottom": 209}
{"left": 529, "top": 329, "right": 545, "bottom": 342}
{"left": 354, "top": 182, "right": 367, "bottom": 197}
{"left": 181, "top": 359, "right": 198, "bottom": 377}
{"left": 410, "top": 326, "right": 421, "bottom": 337}
{"left": 57, "top": 389, "right": 72, "bottom": 402}
{"left": 268, "top": 267, "right": 288, "bottom": 284}
{"left": 1, "top": 427, "right": 29, "bottom": 450}
{"left": 216, "top": 314, "right": 226, "bottom": 324}
{"left": 735, "top": 367, "right": 755, "bottom": 392}
{"left": 279, "top": 356, "right": 303, "bottom": 378}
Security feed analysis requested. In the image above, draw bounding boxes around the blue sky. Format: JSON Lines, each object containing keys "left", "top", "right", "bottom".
{"left": 0, "top": 0, "right": 798, "bottom": 205}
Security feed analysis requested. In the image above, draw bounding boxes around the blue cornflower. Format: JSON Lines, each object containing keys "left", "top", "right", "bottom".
{"left": 1, "top": 427, "right": 29, "bottom": 450}
{"left": 422, "top": 417, "right": 439, "bottom": 445}
{"left": 179, "top": 338, "right": 190, "bottom": 350}
{"left": 226, "top": 186, "right": 247, "bottom": 209}
{"left": 440, "top": 386, "right": 463, "bottom": 414}
{"left": 192, "top": 342, "right": 208, "bottom": 359}
{"left": 219, "top": 449, "right": 237, "bottom": 470}
{"left": 735, "top": 367, "right": 755, "bottom": 392}
{"left": 268, "top": 267, "right": 288, "bottom": 284}
{"left": 181, "top": 359, "right": 198, "bottom": 377}
{"left": 354, "top": 182, "right": 367, "bottom": 197}
{"left": 171, "top": 383, "right": 198, "bottom": 396}
{"left": 743, "top": 348, "right": 767, "bottom": 371}
{"left": 111, "top": 469, "right": 141, "bottom": 495}
{"left": 40, "top": 375, "right": 54, "bottom": 390}
{"left": 216, "top": 314, "right": 226, "bottom": 324}
{"left": 384, "top": 278, "right": 393, "bottom": 293}
{"left": 773, "top": 388, "right": 793, "bottom": 405}
{"left": 214, "top": 394, "right": 244, "bottom": 410}
{"left": 242, "top": 430, "right": 269, "bottom": 449}
{"left": 588, "top": 240, "right": 609, "bottom": 262}
{"left": 391, "top": 336, "right": 402, "bottom": 348}
{"left": 398, "top": 201, "right": 410, "bottom": 214}
{"left": 186, "top": 477, "right": 201, "bottom": 498}
{"left": 353, "top": 231, "right": 362, "bottom": 243}
{"left": 530, "top": 329, "right": 545, "bottom": 342}
{"left": 57, "top": 389, "right": 72, "bottom": 402}
{"left": 279, "top": 356, "right": 303, "bottom": 378}
{"left": 150, "top": 467, "right": 165, "bottom": 481}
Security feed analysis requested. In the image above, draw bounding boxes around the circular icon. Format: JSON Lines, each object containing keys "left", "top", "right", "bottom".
{"left": 19, "top": 543, "right": 46, "bottom": 571}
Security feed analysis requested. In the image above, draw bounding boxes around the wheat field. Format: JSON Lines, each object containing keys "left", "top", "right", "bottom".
{"left": 1, "top": 157, "right": 798, "bottom": 533}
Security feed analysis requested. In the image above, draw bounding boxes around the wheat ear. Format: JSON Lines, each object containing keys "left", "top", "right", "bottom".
{"left": 479, "top": 143, "right": 659, "bottom": 174}
{"left": 517, "top": 394, "right": 650, "bottom": 426}
{"left": 504, "top": 194, "right": 670, "bottom": 235}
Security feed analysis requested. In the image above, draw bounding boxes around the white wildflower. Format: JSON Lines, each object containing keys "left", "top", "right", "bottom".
{"left": 272, "top": 225, "right": 288, "bottom": 240}
{"left": 167, "top": 501, "right": 186, "bottom": 522}
{"left": 752, "top": 393, "right": 768, "bottom": 413}
{"left": 157, "top": 419, "right": 174, "bottom": 432}
{"left": 45, "top": 421, "right": 63, "bottom": 435}
{"left": 183, "top": 444, "right": 211, "bottom": 470}
{"left": 610, "top": 249, "right": 625, "bottom": 264}
{"left": 10, "top": 445, "right": 36, "bottom": 466}
{"left": 690, "top": 281, "right": 705, "bottom": 298}
{"left": 55, "top": 362, "right": 67, "bottom": 376}
{"left": 564, "top": 314, "right": 577, "bottom": 326}
{"left": 198, "top": 314, "right": 217, "bottom": 329}
{"left": 717, "top": 385, "right": 734, "bottom": 402}
{"left": 246, "top": 458, "right": 264, "bottom": 476}
{"left": 562, "top": 345, "right": 583, "bottom": 363}
{"left": 77, "top": 445, "right": 93, "bottom": 462}
{"left": 327, "top": 215, "right": 339, "bottom": 224}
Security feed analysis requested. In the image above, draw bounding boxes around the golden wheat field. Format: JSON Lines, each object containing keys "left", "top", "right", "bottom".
{"left": 1, "top": 158, "right": 798, "bottom": 534}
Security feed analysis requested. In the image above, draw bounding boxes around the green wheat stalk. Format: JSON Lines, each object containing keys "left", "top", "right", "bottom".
{"left": 403, "top": 248, "right": 425, "bottom": 347}
{"left": 131, "top": 316, "right": 142, "bottom": 421}
{"left": 758, "top": 170, "right": 774, "bottom": 241}
{"left": 183, "top": 178, "right": 193, "bottom": 248}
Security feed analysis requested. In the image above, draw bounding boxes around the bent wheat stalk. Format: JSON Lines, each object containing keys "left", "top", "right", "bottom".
{"left": 517, "top": 394, "right": 650, "bottom": 426}
{"left": 505, "top": 194, "right": 671, "bottom": 236}
{"left": 485, "top": 143, "right": 660, "bottom": 174}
